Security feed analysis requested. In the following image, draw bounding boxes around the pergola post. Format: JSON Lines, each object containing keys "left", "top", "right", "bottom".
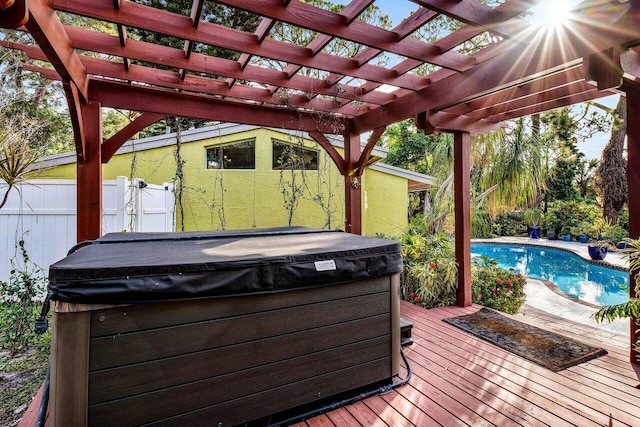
{"left": 626, "top": 81, "right": 640, "bottom": 363}
{"left": 454, "top": 130, "right": 472, "bottom": 307}
{"left": 76, "top": 101, "right": 102, "bottom": 242}
{"left": 344, "top": 133, "right": 362, "bottom": 235}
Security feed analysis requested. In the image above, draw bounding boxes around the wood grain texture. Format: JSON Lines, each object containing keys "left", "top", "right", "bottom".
{"left": 50, "top": 311, "right": 90, "bottom": 426}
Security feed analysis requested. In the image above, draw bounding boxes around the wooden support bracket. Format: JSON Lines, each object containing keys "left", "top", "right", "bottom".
{"left": 102, "top": 113, "right": 165, "bottom": 162}
{"left": 585, "top": 47, "right": 624, "bottom": 91}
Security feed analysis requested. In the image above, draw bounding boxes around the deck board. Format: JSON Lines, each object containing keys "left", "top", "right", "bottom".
{"left": 19, "top": 301, "right": 640, "bottom": 426}
{"left": 305, "top": 302, "right": 640, "bottom": 427}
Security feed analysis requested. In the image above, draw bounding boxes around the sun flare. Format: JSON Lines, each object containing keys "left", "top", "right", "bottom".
{"left": 530, "top": 0, "right": 579, "bottom": 29}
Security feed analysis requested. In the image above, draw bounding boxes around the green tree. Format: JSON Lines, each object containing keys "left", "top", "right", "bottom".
{"left": 477, "top": 118, "right": 545, "bottom": 215}
{"left": 575, "top": 158, "right": 599, "bottom": 199}
{"left": 383, "top": 119, "right": 431, "bottom": 175}
{"left": 1, "top": 42, "right": 74, "bottom": 154}
{"left": 382, "top": 119, "right": 454, "bottom": 227}
{"left": 547, "top": 156, "right": 579, "bottom": 201}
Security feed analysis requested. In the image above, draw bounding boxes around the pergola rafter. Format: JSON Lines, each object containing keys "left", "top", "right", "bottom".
{"left": 2, "top": 0, "right": 640, "bottom": 361}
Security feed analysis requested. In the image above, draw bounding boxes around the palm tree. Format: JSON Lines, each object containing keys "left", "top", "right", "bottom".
{"left": 476, "top": 118, "right": 546, "bottom": 215}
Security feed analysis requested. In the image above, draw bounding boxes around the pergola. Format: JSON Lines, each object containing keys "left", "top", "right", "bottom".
{"left": 1, "top": 0, "right": 639, "bottom": 360}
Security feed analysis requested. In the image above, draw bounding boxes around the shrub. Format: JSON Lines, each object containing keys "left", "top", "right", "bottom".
{"left": 399, "top": 218, "right": 458, "bottom": 308}
{"left": 492, "top": 211, "right": 524, "bottom": 236}
{"left": 545, "top": 200, "right": 602, "bottom": 237}
{"left": 603, "top": 224, "right": 628, "bottom": 245}
{"left": 471, "top": 257, "right": 526, "bottom": 314}
{"left": 472, "top": 208, "right": 492, "bottom": 238}
{"left": 0, "top": 239, "right": 48, "bottom": 357}
{"left": 399, "top": 219, "right": 527, "bottom": 314}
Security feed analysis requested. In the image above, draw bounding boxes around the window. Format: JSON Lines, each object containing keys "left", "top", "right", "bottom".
{"left": 272, "top": 140, "right": 319, "bottom": 170}
{"left": 206, "top": 140, "right": 255, "bottom": 169}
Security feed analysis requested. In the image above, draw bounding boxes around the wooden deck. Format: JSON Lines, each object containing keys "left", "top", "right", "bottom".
{"left": 19, "top": 301, "right": 640, "bottom": 426}
{"left": 297, "top": 302, "right": 640, "bottom": 427}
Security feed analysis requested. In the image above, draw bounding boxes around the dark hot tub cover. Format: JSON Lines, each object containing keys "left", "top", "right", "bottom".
{"left": 48, "top": 227, "right": 402, "bottom": 304}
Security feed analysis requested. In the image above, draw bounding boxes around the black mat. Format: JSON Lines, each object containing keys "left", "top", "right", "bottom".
{"left": 443, "top": 308, "right": 608, "bottom": 372}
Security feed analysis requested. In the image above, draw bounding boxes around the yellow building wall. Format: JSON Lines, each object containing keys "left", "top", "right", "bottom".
{"left": 362, "top": 169, "right": 408, "bottom": 237}
{"left": 35, "top": 127, "right": 408, "bottom": 236}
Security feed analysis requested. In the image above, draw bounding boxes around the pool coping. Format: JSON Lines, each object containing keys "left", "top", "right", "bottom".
{"left": 472, "top": 238, "right": 630, "bottom": 309}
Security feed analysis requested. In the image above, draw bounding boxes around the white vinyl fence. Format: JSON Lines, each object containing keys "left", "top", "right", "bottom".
{"left": 0, "top": 177, "right": 175, "bottom": 284}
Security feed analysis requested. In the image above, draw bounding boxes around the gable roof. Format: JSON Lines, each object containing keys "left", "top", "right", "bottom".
{"left": 31, "top": 123, "right": 434, "bottom": 189}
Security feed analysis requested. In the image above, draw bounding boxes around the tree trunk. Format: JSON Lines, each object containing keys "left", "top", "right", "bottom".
{"left": 595, "top": 97, "right": 627, "bottom": 225}
{"left": 531, "top": 113, "right": 541, "bottom": 137}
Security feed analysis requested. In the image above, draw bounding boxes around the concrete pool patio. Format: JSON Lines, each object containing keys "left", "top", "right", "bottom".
{"left": 474, "top": 237, "right": 631, "bottom": 350}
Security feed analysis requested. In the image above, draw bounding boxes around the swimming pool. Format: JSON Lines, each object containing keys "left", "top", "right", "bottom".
{"left": 471, "top": 243, "right": 630, "bottom": 307}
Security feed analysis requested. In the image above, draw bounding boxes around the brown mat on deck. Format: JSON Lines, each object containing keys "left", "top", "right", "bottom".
{"left": 443, "top": 308, "right": 607, "bottom": 372}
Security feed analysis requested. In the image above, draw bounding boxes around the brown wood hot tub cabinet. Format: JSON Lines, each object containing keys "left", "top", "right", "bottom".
{"left": 47, "top": 228, "right": 402, "bottom": 426}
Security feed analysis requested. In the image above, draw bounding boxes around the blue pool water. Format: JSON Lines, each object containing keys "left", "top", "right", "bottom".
{"left": 471, "top": 243, "right": 630, "bottom": 307}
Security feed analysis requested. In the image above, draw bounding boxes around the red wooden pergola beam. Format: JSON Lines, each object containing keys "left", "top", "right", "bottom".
{"left": 486, "top": 89, "right": 611, "bottom": 122}
{"left": 54, "top": 0, "right": 427, "bottom": 91}
{"left": 178, "top": 0, "right": 205, "bottom": 79}
{"left": 88, "top": 79, "right": 349, "bottom": 135}
{"left": 281, "top": 33, "right": 333, "bottom": 80}
{"left": 102, "top": 113, "right": 166, "bottom": 163}
{"left": 61, "top": 27, "right": 396, "bottom": 106}
{"left": 78, "top": 57, "right": 360, "bottom": 116}
{"left": 411, "top": 0, "right": 515, "bottom": 39}
{"left": 463, "top": 81, "right": 599, "bottom": 120}
{"left": 310, "top": 7, "right": 437, "bottom": 108}
{"left": 228, "top": 17, "right": 275, "bottom": 87}
{"left": 340, "top": 0, "right": 374, "bottom": 25}
{"left": 585, "top": 47, "right": 624, "bottom": 91}
{"left": 621, "top": 48, "right": 640, "bottom": 80}
{"left": 62, "top": 80, "right": 86, "bottom": 160}
{"left": 443, "top": 65, "right": 586, "bottom": 115}
{"left": 0, "top": 38, "right": 48, "bottom": 60}
{"left": 625, "top": 78, "right": 640, "bottom": 362}
{"left": 427, "top": 111, "right": 502, "bottom": 135}
{"left": 216, "top": 0, "right": 475, "bottom": 71}
{"left": 352, "top": 4, "right": 640, "bottom": 133}
{"left": 454, "top": 130, "right": 472, "bottom": 307}
{"left": 22, "top": 64, "right": 59, "bottom": 80}
{"left": 321, "top": 7, "right": 438, "bottom": 99}
{"left": 25, "top": 0, "right": 88, "bottom": 100}
{"left": 392, "top": 0, "right": 533, "bottom": 82}
{"left": 280, "top": 0, "right": 374, "bottom": 81}
{"left": 76, "top": 101, "right": 102, "bottom": 242}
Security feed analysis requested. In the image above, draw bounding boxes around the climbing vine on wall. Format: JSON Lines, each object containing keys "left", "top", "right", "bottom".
{"left": 277, "top": 136, "right": 307, "bottom": 226}
{"left": 276, "top": 133, "right": 340, "bottom": 229}
{"left": 308, "top": 144, "right": 339, "bottom": 229}
{"left": 209, "top": 169, "right": 227, "bottom": 230}
{"left": 172, "top": 117, "right": 186, "bottom": 231}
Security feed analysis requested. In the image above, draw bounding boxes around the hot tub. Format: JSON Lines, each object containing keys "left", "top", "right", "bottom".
{"left": 47, "top": 227, "right": 402, "bottom": 426}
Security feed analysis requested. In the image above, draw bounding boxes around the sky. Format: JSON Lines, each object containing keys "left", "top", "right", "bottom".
{"left": 576, "top": 94, "right": 619, "bottom": 159}
{"left": 330, "top": 0, "right": 616, "bottom": 159}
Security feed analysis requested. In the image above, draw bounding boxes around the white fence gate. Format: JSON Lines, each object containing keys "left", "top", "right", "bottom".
{"left": 0, "top": 177, "right": 175, "bottom": 284}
